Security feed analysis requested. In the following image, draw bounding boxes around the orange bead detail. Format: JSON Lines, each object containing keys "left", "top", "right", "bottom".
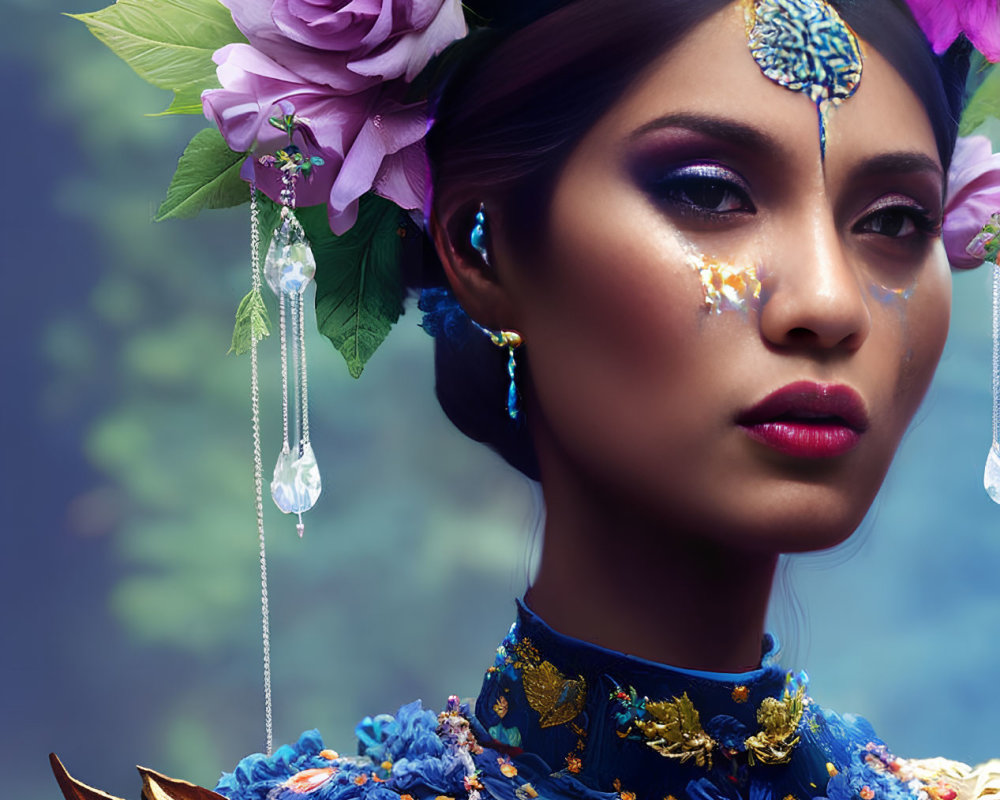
{"left": 284, "top": 768, "right": 336, "bottom": 793}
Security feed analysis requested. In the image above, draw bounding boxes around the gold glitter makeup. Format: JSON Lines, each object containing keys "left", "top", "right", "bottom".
{"left": 687, "top": 251, "right": 762, "bottom": 313}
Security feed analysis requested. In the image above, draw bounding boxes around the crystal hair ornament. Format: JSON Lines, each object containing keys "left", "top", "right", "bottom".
{"left": 75, "top": 0, "right": 465, "bottom": 751}
{"left": 941, "top": 133, "right": 1000, "bottom": 502}
{"left": 976, "top": 215, "right": 1000, "bottom": 503}
{"left": 742, "top": 0, "right": 862, "bottom": 157}
{"left": 258, "top": 107, "right": 324, "bottom": 537}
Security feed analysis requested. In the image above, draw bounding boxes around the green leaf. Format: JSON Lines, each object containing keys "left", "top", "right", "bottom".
{"left": 229, "top": 288, "right": 271, "bottom": 355}
{"left": 228, "top": 194, "right": 281, "bottom": 355}
{"left": 67, "top": 0, "right": 244, "bottom": 113}
{"left": 960, "top": 64, "right": 1000, "bottom": 136}
{"left": 148, "top": 78, "right": 216, "bottom": 117}
{"left": 300, "top": 197, "right": 408, "bottom": 378}
{"left": 155, "top": 127, "right": 248, "bottom": 220}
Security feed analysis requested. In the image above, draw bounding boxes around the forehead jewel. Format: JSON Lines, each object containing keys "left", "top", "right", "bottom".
{"left": 743, "top": 0, "right": 863, "bottom": 155}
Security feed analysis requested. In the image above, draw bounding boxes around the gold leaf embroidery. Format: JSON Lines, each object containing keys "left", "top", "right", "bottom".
{"left": 633, "top": 692, "right": 715, "bottom": 769}
{"left": 744, "top": 685, "right": 805, "bottom": 765}
{"left": 521, "top": 659, "right": 587, "bottom": 728}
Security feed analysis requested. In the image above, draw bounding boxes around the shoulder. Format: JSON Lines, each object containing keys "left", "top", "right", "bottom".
{"left": 799, "top": 701, "right": 999, "bottom": 800}
{"left": 892, "top": 758, "right": 1000, "bottom": 800}
{"left": 215, "top": 697, "right": 611, "bottom": 800}
{"left": 216, "top": 700, "right": 461, "bottom": 800}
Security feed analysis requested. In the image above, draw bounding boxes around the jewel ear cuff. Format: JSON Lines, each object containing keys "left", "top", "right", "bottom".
{"left": 470, "top": 203, "right": 490, "bottom": 265}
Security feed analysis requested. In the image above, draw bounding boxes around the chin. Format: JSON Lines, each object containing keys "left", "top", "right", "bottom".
{"left": 711, "top": 479, "right": 882, "bottom": 555}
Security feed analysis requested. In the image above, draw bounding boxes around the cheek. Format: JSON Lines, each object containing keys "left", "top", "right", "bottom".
{"left": 520, "top": 184, "right": 706, "bottom": 391}
{"left": 879, "top": 257, "right": 951, "bottom": 422}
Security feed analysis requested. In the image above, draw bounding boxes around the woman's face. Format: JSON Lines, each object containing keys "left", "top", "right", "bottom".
{"left": 494, "top": 3, "right": 951, "bottom": 553}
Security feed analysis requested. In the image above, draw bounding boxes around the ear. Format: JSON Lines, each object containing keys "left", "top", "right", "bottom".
{"left": 429, "top": 201, "right": 519, "bottom": 331}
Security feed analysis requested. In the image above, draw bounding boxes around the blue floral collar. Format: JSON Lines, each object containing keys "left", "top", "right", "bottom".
{"left": 213, "top": 600, "right": 962, "bottom": 800}
{"left": 473, "top": 600, "right": 853, "bottom": 800}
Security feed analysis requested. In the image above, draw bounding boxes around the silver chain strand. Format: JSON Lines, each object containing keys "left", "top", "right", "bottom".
{"left": 290, "top": 288, "right": 302, "bottom": 452}
{"left": 278, "top": 259, "right": 290, "bottom": 454}
{"left": 993, "top": 261, "right": 999, "bottom": 448}
{"left": 298, "top": 290, "right": 311, "bottom": 446}
{"left": 277, "top": 166, "right": 297, "bottom": 456}
{"left": 250, "top": 186, "right": 274, "bottom": 756}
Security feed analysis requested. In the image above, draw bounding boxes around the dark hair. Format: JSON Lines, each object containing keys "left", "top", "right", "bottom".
{"left": 420, "top": 0, "right": 970, "bottom": 480}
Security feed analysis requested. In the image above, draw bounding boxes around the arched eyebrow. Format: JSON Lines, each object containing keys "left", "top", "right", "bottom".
{"left": 627, "top": 113, "right": 944, "bottom": 194}
{"left": 627, "top": 112, "right": 784, "bottom": 159}
{"left": 845, "top": 152, "right": 943, "bottom": 187}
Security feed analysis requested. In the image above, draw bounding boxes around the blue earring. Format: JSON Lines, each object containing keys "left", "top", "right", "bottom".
{"left": 469, "top": 203, "right": 521, "bottom": 421}
{"left": 470, "top": 203, "right": 490, "bottom": 265}
{"left": 471, "top": 325, "right": 522, "bottom": 422}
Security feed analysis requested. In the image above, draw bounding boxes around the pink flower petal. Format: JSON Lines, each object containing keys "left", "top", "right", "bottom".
{"left": 329, "top": 100, "right": 426, "bottom": 217}
{"left": 904, "top": 0, "right": 963, "bottom": 54}
{"left": 273, "top": 0, "right": 371, "bottom": 51}
{"left": 351, "top": 0, "right": 466, "bottom": 81}
{"left": 944, "top": 136, "right": 1000, "bottom": 268}
{"left": 960, "top": 0, "right": 1000, "bottom": 62}
{"left": 373, "top": 141, "right": 427, "bottom": 211}
{"left": 209, "top": 0, "right": 461, "bottom": 233}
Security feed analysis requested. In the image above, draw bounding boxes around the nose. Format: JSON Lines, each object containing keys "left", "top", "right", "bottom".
{"left": 758, "top": 213, "right": 872, "bottom": 352}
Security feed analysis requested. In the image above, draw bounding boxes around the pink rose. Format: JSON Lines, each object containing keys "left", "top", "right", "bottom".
{"left": 202, "top": 0, "right": 466, "bottom": 234}
{"left": 943, "top": 136, "right": 1000, "bottom": 269}
{"left": 904, "top": 0, "right": 1000, "bottom": 61}
{"left": 221, "top": 0, "right": 467, "bottom": 90}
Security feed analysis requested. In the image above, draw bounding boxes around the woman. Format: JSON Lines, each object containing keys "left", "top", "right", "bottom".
{"left": 56, "top": 1, "right": 1000, "bottom": 799}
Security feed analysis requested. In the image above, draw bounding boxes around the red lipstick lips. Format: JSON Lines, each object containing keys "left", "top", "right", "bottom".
{"left": 737, "top": 382, "right": 869, "bottom": 459}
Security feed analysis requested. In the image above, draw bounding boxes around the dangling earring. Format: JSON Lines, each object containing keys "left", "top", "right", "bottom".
{"left": 466, "top": 203, "right": 522, "bottom": 421}
{"left": 472, "top": 324, "right": 523, "bottom": 421}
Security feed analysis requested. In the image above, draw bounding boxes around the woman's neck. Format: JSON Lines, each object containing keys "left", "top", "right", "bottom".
{"left": 526, "top": 469, "right": 778, "bottom": 673}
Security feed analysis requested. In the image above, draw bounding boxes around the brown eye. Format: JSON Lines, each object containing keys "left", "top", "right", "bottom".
{"left": 671, "top": 178, "right": 745, "bottom": 212}
{"left": 647, "top": 163, "right": 755, "bottom": 218}
{"left": 858, "top": 209, "right": 916, "bottom": 238}
{"left": 853, "top": 195, "right": 938, "bottom": 240}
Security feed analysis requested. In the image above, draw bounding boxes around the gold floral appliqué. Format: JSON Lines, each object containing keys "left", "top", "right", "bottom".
{"left": 633, "top": 693, "right": 716, "bottom": 768}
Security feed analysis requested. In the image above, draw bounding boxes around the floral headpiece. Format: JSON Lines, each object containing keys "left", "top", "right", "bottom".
{"left": 72, "top": 1, "right": 1000, "bottom": 369}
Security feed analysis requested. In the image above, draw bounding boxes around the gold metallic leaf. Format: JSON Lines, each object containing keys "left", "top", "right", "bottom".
{"left": 521, "top": 660, "right": 587, "bottom": 728}
{"left": 48, "top": 755, "right": 227, "bottom": 800}
{"left": 139, "top": 767, "right": 229, "bottom": 800}
{"left": 634, "top": 693, "right": 715, "bottom": 769}
{"left": 744, "top": 686, "right": 805, "bottom": 766}
{"left": 50, "top": 754, "right": 128, "bottom": 800}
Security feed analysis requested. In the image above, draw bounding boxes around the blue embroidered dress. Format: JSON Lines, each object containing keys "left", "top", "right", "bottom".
{"left": 213, "top": 601, "right": 995, "bottom": 800}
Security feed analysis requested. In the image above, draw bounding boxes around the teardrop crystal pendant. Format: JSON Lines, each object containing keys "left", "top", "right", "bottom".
{"left": 271, "top": 442, "right": 322, "bottom": 514}
{"left": 985, "top": 257, "right": 1000, "bottom": 504}
{"left": 265, "top": 209, "right": 316, "bottom": 296}
{"left": 985, "top": 444, "right": 1000, "bottom": 504}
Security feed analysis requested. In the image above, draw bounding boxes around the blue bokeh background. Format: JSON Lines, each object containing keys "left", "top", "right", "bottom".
{"left": 3, "top": 3, "right": 999, "bottom": 799}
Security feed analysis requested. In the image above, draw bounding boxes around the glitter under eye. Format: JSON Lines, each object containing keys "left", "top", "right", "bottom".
{"left": 686, "top": 250, "right": 763, "bottom": 313}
